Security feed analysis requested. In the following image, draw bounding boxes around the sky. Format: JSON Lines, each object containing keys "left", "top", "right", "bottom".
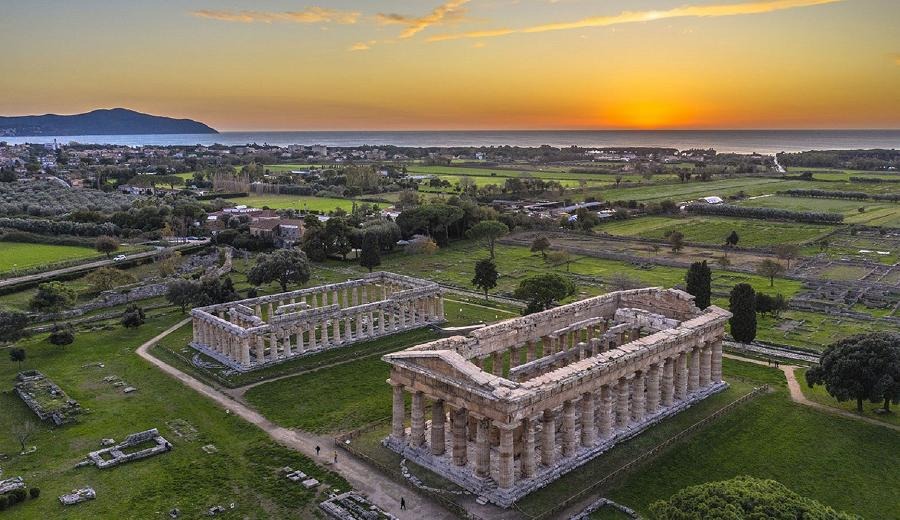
{"left": 1, "top": 0, "right": 899, "bottom": 130}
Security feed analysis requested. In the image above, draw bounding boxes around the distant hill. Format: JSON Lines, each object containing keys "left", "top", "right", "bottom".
{"left": 0, "top": 108, "right": 218, "bottom": 136}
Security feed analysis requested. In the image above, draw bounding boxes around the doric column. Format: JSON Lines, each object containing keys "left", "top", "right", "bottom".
{"left": 522, "top": 417, "right": 536, "bottom": 478}
{"left": 712, "top": 339, "right": 723, "bottom": 383}
{"left": 308, "top": 323, "right": 317, "bottom": 350}
{"left": 631, "top": 371, "right": 646, "bottom": 423}
{"left": 581, "top": 391, "right": 596, "bottom": 447}
{"left": 598, "top": 385, "right": 613, "bottom": 438}
{"left": 562, "top": 399, "right": 577, "bottom": 457}
{"left": 283, "top": 330, "right": 293, "bottom": 357}
{"left": 452, "top": 408, "right": 468, "bottom": 466}
{"left": 342, "top": 288, "right": 349, "bottom": 308}
{"left": 475, "top": 418, "right": 490, "bottom": 477}
{"left": 510, "top": 346, "right": 521, "bottom": 368}
{"left": 688, "top": 346, "right": 700, "bottom": 393}
{"left": 616, "top": 377, "right": 630, "bottom": 428}
{"left": 333, "top": 319, "right": 342, "bottom": 344}
{"left": 431, "top": 400, "right": 445, "bottom": 455}
{"left": 541, "top": 409, "right": 556, "bottom": 466}
{"left": 368, "top": 312, "right": 375, "bottom": 335}
{"left": 662, "top": 357, "right": 675, "bottom": 407}
{"left": 675, "top": 351, "right": 688, "bottom": 400}
{"left": 646, "top": 363, "right": 660, "bottom": 414}
{"left": 352, "top": 287, "right": 358, "bottom": 306}
{"left": 255, "top": 336, "right": 265, "bottom": 364}
{"left": 379, "top": 310, "right": 386, "bottom": 334}
{"left": 388, "top": 311, "right": 396, "bottom": 331}
{"left": 391, "top": 383, "right": 405, "bottom": 440}
{"left": 700, "top": 343, "right": 712, "bottom": 388}
{"left": 321, "top": 291, "right": 328, "bottom": 307}
{"left": 527, "top": 340, "right": 537, "bottom": 363}
{"left": 296, "top": 328, "right": 305, "bottom": 353}
{"left": 436, "top": 294, "right": 444, "bottom": 320}
{"left": 356, "top": 313, "right": 364, "bottom": 338}
{"left": 410, "top": 391, "right": 425, "bottom": 447}
{"left": 332, "top": 290, "right": 338, "bottom": 308}
{"left": 343, "top": 316, "right": 352, "bottom": 341}
{"left": 320, "top": 319, "right": 330, "bottom": 348}
{"left": 497, "top": 423, "right": 515, "bottom": 489}
{"left": 269, "top": 332, "right": 279, "bottom": 360}
{"left": 254, "top": 303, "right": 262, "bottom": 317}
{"left": 267, "top": 302, "right": 274, "bottom": 318}
{"left": 361, "top": 286, "right": 368, "bottom": 304}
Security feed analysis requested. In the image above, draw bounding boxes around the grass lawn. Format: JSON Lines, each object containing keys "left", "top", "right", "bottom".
{"left": 519, "top": 359, "right": 899, "bottom": 520}
{"left": 243, "top": 328, "right": 444, "bottom": 433}
{"left": 0, "top": 242, "right": 130, "bottom": 275}
{"left": 0, "top": 313, "right": 348, "bottom": 519}
{"left": 596, "top": 215, "right": 835, "bottom": 247}
{"left": 795, "top": 367, "right": 900, "bottom": 427}
{"left": 754, "top": 309, "right": 898, "bottom": 351}
{"left": 241, "top": 194, "right": 358, "bottom": 213}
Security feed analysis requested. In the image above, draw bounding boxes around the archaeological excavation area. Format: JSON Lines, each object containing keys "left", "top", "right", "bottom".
{"left": 190, "top": 272, "right": 445, "bottom": 371}
{"left": 383, "top": 288, "right": 729, "bottom": 506}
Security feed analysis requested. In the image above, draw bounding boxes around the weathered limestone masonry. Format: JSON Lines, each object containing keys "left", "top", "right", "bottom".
{"left": 190, "top": 272, "right": 445, "bottom": 371}
{"left": 383, "top": 288, "right": 729, "bottom": 507}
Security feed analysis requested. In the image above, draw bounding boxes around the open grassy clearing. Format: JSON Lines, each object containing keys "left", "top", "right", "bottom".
{"left": 754, "top": 309, "right": 898, "bottom": 350}
{"left": 596, "top": 215, "right": 835, "bottom": 247}
{"left": 240, "top": 194, "right": 358, "bottom": 212}
{"left": 740, "top": 194, "right": 900, "bottom": 225}
{"left": 0, "top": 242, "right": 143, "bottom": 275}
{"left": 0, "top": 313, "right": 348, "bottom": 519}
{"left": 405, "top": 165, "right": 660, "bottom": 183}
{"left": 585, "top": 359, "right": 899, "bottom": 520}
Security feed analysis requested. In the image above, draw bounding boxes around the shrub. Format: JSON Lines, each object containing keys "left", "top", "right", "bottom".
{"left": 684, "top": 203, "right": 844, "bottom": 224}
{"left": 0, "top": 495, "right": 8, "bottom": 510}
{"left": 29, "top": 488, "right": 40, "bottom": 499}
{"left": 49, "top": 324, "right": 75, "bottom": 346}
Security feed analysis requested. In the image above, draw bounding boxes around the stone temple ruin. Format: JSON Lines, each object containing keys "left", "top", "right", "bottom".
{"left": 191, "top": 272, "right": 444, "bottom": 371}
{"left": 83, "top": 428, "right": 171, "bottom": 469}
{"left": 383, "top": 288, "right": 729, "bottom": 507}
{"left": 14, "top": 370, "right": 81, "bottom": 426}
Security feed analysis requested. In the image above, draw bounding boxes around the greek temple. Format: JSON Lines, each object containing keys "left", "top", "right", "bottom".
{"left": 190, "top": 272, "right": 444, "bottom": 371}
{"left": 383, "top": 288, "right": 729, "bottom": 507}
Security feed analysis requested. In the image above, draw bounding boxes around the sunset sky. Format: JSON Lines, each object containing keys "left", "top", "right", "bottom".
{"left": 1, "top": 0, "right": 898, "bottom": 130}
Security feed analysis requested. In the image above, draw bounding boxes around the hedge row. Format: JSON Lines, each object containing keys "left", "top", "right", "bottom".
{"left": 849, "top": 176, "right": 900, "bottom": 184}
{"left": 684, "top": 203, "right": 844, "bottom": 223}
{"left": 194, "top": 192, "right": 249, "bottom": 201}
{"left": 781, "top": 189, "right": 900, "bottom": 202}
{"left": 0, "top": 218, "right": 121, "bottom": 237}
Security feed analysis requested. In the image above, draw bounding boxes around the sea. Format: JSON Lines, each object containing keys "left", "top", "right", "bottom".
{"left": 3, "top": 130, "right": 899, "bottom": 155}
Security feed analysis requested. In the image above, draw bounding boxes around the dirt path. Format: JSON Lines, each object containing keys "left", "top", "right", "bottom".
{"left": 724, "top": 353, "right": 900, "bottom": 432}
{"left": 136, "top": 319, "right": 458, "bottom": 519}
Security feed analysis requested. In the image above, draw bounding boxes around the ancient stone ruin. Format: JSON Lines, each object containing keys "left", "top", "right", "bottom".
{"left": 0, "top": 476, "right": 26, "bottom": 495}
{"left": 14, "top": 370, "right": 81, "bottom": 426}
{"left": 190, "top": 272, "right": 444, "bottom": 371}
{"left": 320, "top": 491, "right": 396, "bottom": 520}
{"left": 83, "top": 428, "right": 171, "bottom": 469}
{"left": 59, "top": 487, "right": 96, "bottom": 506}
{"left": 383, "top": 288, "right": 729, "bottom": 507}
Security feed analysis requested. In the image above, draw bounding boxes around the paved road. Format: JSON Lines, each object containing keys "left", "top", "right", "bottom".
{"left": 0, "top": 240, "right": 209, "bottom": 290}
{"left": 725, "top": 353, "right": 900, "bottom": 432}
{"left": 135, "top": 318, "right": 459, "bottom": 519}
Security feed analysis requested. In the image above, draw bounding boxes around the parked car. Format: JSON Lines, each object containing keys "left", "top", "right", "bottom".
{"left": 113, "top": 254, "right": 127, "bottom": 262}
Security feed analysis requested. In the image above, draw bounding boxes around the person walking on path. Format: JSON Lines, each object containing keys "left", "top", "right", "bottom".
{"left": 400, "top": 497, "right": 406, "bottom": 510}
{"left": 334, "top": 451, "right": 338, "bottom": 464}
{"left": 315, "top": 445, "right": 320, "bottom": 457}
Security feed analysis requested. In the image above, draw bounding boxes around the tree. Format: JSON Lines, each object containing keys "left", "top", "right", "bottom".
{"left": 666, "top": 230, "right": 685, "bottom": 253}
{"left": 301, "top": 227, "right": 329, "bottom": 262}
{"left": 324, "top": 217, "right": 353, "bottom": 260}
{"left": 575, "top": 208, "right": 600, "bottom": 232}
{"left": 756, "top": 259, "right": 785, "bottom": 287}
{"left": 547, "top": 250, "right": 573, "bottom": 272}
{"left": 472, "top": 259, "right": 499, "bottom": 301}
{"left": 773, "top": 243, "right": 800, "bottom": 269}
{"left": 806, "top": 332, "right": 900, "bottom": 412}
{"left": 247, "top": 248, "right": 311, "bottom": 292}
{"left": 84, "top": 267, "right": 137, "bottom": 293}
{"left": 685, "top": 260, "right": 711, "bottom": 309}
{"left": 359, "top": 233, "right": 381, "bottom": 273}
{"left": 0, "top": 309, "right": 30, "bottom": 343}
{"left": 649, "top": 476, "right": 859, "bottom": 520}
{"left": 728, "top": 283, "right": 756, "bottom": 343}
{"left": 756, "top": 293, "right": 789, "bottom": 317}
{"left": 466, "top": 220, "right": 509, "bottom": 259}
{"left": 406, "top": 235, "right": 439, "bottom": 255}
{"left": 397, "top": 190, "right": 421, "bottom": 211}
{"left": 157, "top": 250, "right": 181, "bottom": 277}
{"left": 95, "top": 235, "right": 120, "bottom": 259}
{"left": 11, "top": 417, "right": 38, "bottom": 453}
{"left": 9, "top": 348, "right": 26, "bottom": 369}
{"left": 29, "top": 281, "right": 77, "bottom": 316}
{"left": 514, "top": 273, "right": 576, "bottom": 315}
{"left": 724, "top": 230, "right": 739, "bottom": 257}
{"left": 48, "top": 323, "right": 75, "bottom": 346}
{"left": 530, "top": 235, "right": 551, "bottom": 259}
{"left": 121, "top": 303, "right": 146, "bottom": 328}
{"left": 166, "top": 279, "right": 197, "bottom": 313}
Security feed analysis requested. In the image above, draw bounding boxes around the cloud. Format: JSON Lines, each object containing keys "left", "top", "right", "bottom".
{"left": 428, "top": 0, "right": 841, "bottom": 42}
{"left": 192, "top": 7, "right": 360, "bottom": 25}
{"left": 350, "top": 41, "right": 377, "bottom": 51}
{"left": 377, "top": 0, "right": 471, "bottom": 39}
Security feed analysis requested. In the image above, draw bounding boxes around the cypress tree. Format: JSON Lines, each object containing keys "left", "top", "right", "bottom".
{"left": 359, "top": 233, "right": 381, "bottom": 273}
{"left": 685, "top": 260, "right": 712, "bottom": 309}
{"left": 729, "top": 283, "right": 757, "bottom": 343}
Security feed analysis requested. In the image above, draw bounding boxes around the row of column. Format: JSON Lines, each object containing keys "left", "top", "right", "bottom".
{"left": 390, "top": 339, "right": 723, "bottom": 489}
{"left": 194, "top": 293, "right": 444, "bottom": 367}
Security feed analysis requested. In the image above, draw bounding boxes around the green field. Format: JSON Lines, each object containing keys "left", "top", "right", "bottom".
{"left": 0, "top": 314, "right": 348, "bottom": 518}
{"left": 0, "top": 242, "right": 137, "bottom": 275}
{"left": 740, "top": 195, "right": 900, "bottom": 227}
{"left": 517, "top": 359, "right": 898, "bottom": 520}
{"left": 406, "top": 165, "right": 671, "bottom": 185}
{"left": 596, "top": 215, "right": 836, "bottom": 247}
{"left": 796, "top": 367, "right": 900, "bottom": 427}
{"left": 241, "top": 194, "right": 359, "bottom": 212}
